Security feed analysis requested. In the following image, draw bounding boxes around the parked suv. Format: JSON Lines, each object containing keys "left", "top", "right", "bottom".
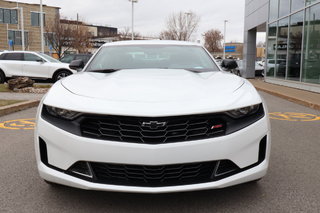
{"left": 0, "top": 51, "right": 76, "bottom": 83}
{"left": 60, "top": 54, "right": 92, "bottom": 65}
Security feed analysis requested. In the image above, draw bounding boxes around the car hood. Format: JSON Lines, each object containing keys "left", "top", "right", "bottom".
{"left": 61, "top": 69, "right": 244, "bottom": 103}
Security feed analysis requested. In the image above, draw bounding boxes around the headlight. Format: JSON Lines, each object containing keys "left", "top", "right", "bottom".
{"left": 45, "top": 105, "right": 81, "bottom": 120}
{"left": 225, "top": 104, "right": 260, "bottom": 119}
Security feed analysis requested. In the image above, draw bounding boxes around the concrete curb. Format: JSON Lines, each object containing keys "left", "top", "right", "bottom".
{"left": 0, "top": 100, "right": 40, "bottom": 117}
{"left": 254, "top": 86, "right": 320, "bottom": 111}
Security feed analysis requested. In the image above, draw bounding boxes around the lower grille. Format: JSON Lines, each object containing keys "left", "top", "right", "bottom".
{"left": 68, "top": 160, "right": 240, "bottom": 187}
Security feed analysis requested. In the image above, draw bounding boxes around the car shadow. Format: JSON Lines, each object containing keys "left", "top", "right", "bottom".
{"left": 42, "top": 181, "right": 266, "bottom": 212}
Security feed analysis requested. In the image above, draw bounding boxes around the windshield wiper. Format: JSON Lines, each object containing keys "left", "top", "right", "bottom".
{"left": 87, "top": 69, "right": 121, "bottom": 73}
{"left": 183, "top": 68, "right": 215, "bottom": 73}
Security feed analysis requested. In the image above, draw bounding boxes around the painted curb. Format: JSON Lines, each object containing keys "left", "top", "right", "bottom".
{"left": 254, "top": 86, "right": 320, "bottom": 111}
{"left": 0, "top": 100, "right": 40, "bottom": 117}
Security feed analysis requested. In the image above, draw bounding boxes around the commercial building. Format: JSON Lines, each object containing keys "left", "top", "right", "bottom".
{"left": 244, "top": 0, "right": 320, "bottom": 93}
{"left": 0, "top": 0, "right": 59, "bottom": 52}
{"left": 60, "top": 19, "right": 119, "bottom": 53}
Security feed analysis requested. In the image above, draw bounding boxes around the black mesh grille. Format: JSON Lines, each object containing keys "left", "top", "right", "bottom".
{"left": 89, "top": 161, "right": 218, "bottom": 187}
{"left": 80, "top": 114, "right": 226, "bottom": 144}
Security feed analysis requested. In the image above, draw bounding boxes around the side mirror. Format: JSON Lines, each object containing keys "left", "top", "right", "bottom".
{"left": 36, "top": 59, "right": 45, "bottom": 63}
{"left": 69, "top": 59, "right": 84, "bottom": 70}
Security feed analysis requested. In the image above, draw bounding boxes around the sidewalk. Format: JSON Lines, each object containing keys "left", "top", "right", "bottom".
{"left": 0, "top": 92, "right": 44, "bottom": 101}
{"left": 249, "top": 79, "right": 320, "bottom": 111}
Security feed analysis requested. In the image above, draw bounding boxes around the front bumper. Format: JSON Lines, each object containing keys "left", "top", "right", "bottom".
{"left": 35, "top": 110, "right": 271, "bottom": 193}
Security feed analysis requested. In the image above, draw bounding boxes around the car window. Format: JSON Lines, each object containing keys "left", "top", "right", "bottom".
{"left": 38, "top": 53, "right": 60, "bottom": 63}
{"left": 0, "top": 53, "right": 7, "bottom": 60}
{"left": 60, "top": 55, "right": 74, "bottom": 63}
{"left": 86, "top": 45, "right": 219, "bottom": 72}
{"left": 24, "top": 53, "right": 43, "bottom": 62}
{"left": 75, "top": 55, "right": 91, "bottom": 63}
{"left": 1, "top": 53, "right": 23, "bottom": 61}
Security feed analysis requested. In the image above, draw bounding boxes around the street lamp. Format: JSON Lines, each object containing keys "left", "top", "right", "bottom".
{"left": 223, "top": 20, "right": 228, "bottom": 59}
{"left": 185, "top": 12, "right": 192, "bottom": 41}
{"left": 129, "top": 0, "right": 138, "bottom": 40}
{"left": 40, "top": 0, "right": 44, "bottom": 53}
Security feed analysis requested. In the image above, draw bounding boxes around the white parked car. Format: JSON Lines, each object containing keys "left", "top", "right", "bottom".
{"left": 0, "top": 51, "right": 76, "bottom": 83}
{"left": 236, "top": 60, "right": 265, "bottom": 77}
{"left": 35, "top": 40, "right": 271, "bottom": 193}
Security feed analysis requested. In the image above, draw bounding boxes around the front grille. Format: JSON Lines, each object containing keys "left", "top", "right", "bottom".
{"left": 80, "top": 114, "right": 226, "bottom": 144}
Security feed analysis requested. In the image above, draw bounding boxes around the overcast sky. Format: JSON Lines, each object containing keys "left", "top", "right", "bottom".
{"left": 17, "top": 0, "right": 265, "bottom": 43}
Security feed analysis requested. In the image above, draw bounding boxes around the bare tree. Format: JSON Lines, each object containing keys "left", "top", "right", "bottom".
{"left": 160, "top": 11, "right": 200, "bottom": 41}
{"left": 45, "top": 16, "right": 73, "bottom": 58}
{"left": 256, "top": 41, "right": 266, "bottom": 47}
{"left": 203, "top": 29, "right": 224, "bottom": 53}
{"left": 72, "top": 24, "right": 92, "bottom": 53}
{"left": 119, "top": 27, "right": 141, "bottom": 40}
{"left": 46, "top": 17, "right": 93, "bottom": 57}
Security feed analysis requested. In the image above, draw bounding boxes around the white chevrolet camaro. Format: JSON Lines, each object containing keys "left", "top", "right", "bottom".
{"left": 35, "top": 40, "right": 271, "bottom": 193}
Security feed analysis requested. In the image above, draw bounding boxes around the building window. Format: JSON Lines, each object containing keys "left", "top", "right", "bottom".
{"left": 3, "top": 9, "right": 11, "bottom": 23}
{"left": 276, "top": 18, "right": 289, "bottom": 79}
{"left": 0, "top": 8, "right": 18, "bottom": 24}
{"left": 269, "top": 0, "right": 279, "bottom": 22}
{"left": 279, "top": 0, "right": 290, "bottom": 18}
{"left": 291, "top": 0, "right": 305, "bottom": 12}
{"left": 287, "top": 11, "right": 303, "bottom": 81}
{"left": 0, "top": 9, "right": 3, "bottom": 23}
{"left": 302, "top": 3, "right": 320, "bottom": 84}
{"left": 8, "top": 30, "right": 28, "bottom": 46}
{"left": 31, "top": 12, "right": 45, "bottom": 26}
{"left": 44, "top": 32, "right": 55, "bottom": 46}
{"left": 10, "top": 9, "right": 17, "bottom": 24}
{"left": 267, "top": 22, "right": 277, "bottom": 77}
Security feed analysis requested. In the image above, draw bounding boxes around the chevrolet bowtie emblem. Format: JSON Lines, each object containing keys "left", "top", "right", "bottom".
{"left": 142, "top": 121, "right": 167, "bottom": 129}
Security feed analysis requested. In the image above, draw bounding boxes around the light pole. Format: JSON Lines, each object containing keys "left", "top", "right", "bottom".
{"left": 185, "top": 12, "right": 192, "bottom": 41}
{"left": 40, "top": 0, "right": 44, "bottom": 53}
{"left": 129, "top": 0, "right": 138, "bottom": 40}
{"left": 223, "top": 20, "right": 228, "bottom": 59}
{"left": 13, "top": 3, "right": 25, "bottom": 50}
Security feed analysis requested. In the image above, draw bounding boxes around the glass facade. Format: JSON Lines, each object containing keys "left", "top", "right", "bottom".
{"left": 276, "top": 18, "right": 289, "bottom": 78}
{"left": 302, "top": 3, "right": 320, "bottom": 84}
{"left": 292, "top": 0, "right": 305, "bottom": 12}
{"left": 267, "top": 23, "right": 277, "bottom": 77}
{"left": 269, "top": 0, "right": 279, "bottom": 21}
{"left": 279, "top": 0, "right": 291, "bottom": 18}
{"left": 267, "top": 0, "right": 320, "bottom": 85}
{"left": 306, "top": 0, "right": 320, "bottom": 5}
{"left": 288, "top": 11, "right": 303, "bottom": 81}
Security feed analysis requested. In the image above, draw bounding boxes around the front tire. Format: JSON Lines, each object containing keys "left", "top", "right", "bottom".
{"left": 0, "top": 70, "right": 5, "bottom": 83}
{"left": 53, "top": 70, "right": 72, "bottom": 82}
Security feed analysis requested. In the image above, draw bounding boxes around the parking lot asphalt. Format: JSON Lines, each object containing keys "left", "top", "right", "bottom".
{"left": 0, "top": 91, "right": 319, "bottom": 213}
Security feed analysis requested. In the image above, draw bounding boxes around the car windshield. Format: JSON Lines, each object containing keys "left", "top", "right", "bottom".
{"left": 86, "top": 45, "right": 219, "bottom": 72}
{"left": 38, "top": 53, "right": 60, "bottom": 63}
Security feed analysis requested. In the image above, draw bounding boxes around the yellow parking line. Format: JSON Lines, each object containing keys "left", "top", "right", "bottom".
{"left": 0, "top": 118, "right": 35, "bottom": 130}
